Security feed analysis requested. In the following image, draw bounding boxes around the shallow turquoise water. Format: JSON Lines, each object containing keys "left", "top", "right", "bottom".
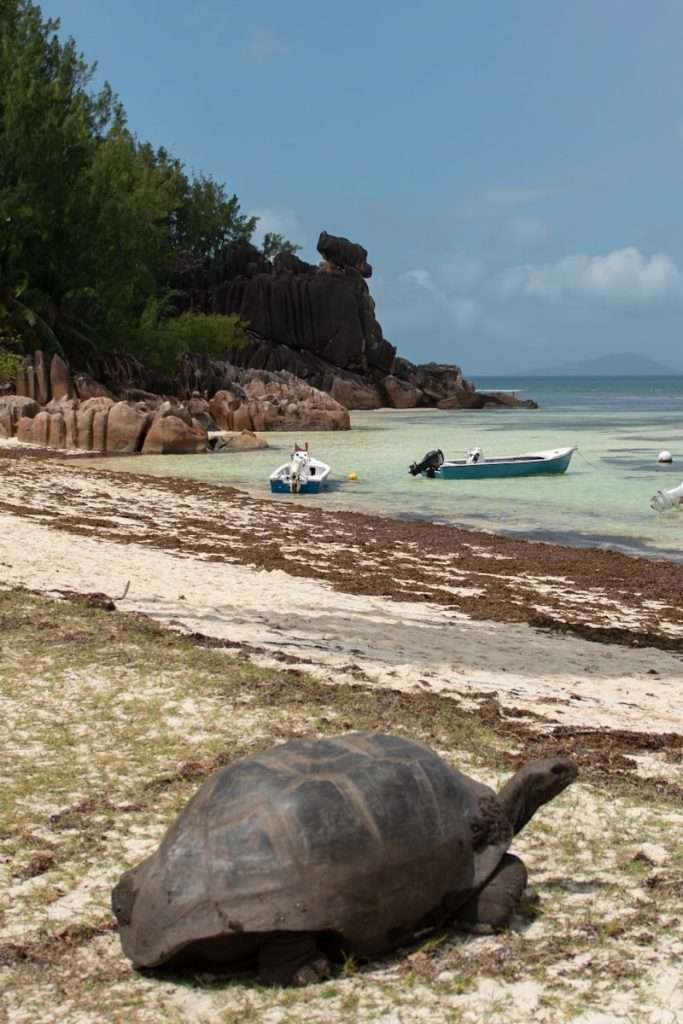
{"left": 89, "top": 376, "right": 683, "bottom": 561}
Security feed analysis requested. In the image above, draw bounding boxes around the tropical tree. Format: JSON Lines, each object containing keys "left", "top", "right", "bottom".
{"left": 262, "top": 232, "right": 301, "bottom": 262}
{"left": 0, "top": 0, "right": 296, "bottom": 372}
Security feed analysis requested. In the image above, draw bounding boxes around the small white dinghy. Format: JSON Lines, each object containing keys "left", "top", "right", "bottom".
{"left": 269, "top": 444, "right": 331, "bottom": 494}
{"left": 650, "top": 481, "right": 683, "bottom": 511}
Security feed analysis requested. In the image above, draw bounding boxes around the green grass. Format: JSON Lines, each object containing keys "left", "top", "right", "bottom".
{"left": 1, "top": 588, "right": 682, "bottom": 1024}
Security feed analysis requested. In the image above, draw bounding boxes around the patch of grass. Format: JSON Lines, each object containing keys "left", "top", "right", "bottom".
{"left": 2, "top": 588, "right": 683, "bottom": 1024}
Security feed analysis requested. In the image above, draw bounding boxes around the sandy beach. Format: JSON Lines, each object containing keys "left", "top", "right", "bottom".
{"left": 1, "top": 444, "right": 682, "bottom": 1023}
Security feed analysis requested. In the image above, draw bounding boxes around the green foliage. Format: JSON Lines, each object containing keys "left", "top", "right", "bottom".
{"left": 0, "top": 348, "right": 24, "bottom": 383}
{"left": 0, "top": 0, "right": 292, "bottom": 373}
{"left": 131, "top": 306, "right": 248, "bottom": 375}
{"left": 262, "top": 232, "right": 301, "bottom": 261}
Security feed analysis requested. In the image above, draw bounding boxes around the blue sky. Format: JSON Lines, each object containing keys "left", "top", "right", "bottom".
{"left": 42, "top": 0, "right": 683, "bottom": 372}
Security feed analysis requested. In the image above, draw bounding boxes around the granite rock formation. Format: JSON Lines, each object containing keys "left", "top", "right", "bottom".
{"left": 173, "top": 231, "right": 536, "bottom": 410}
{"left": 4, "top": 352, "right": 349, "bottom": 452}
{"left": 8, "top": 231, "right": 537, "bottom": 413}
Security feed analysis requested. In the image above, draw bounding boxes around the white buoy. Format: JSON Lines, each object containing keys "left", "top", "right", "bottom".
{"left": 657, "top": 450, "right": 673, "bottom": 464}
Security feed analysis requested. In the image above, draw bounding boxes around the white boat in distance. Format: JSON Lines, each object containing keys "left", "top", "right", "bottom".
{"left": 651, "top": 481, "right": 683, "bottom": 511}
{"left": 269, "top": 444, "right": 331, "bottom": 494}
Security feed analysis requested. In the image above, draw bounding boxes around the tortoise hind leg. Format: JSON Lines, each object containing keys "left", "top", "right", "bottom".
{"left": 258, "top": 932, "right": 331, "bottom": 987}
{"left": 455, "top": 853, "right": 528, "bottom": 934}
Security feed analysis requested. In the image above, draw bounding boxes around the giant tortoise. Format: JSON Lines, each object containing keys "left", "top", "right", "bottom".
{"left": 112, "top": 732, "right": 577, "bottom": 984}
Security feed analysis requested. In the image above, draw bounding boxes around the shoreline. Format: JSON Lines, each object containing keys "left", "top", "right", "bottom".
{"left": 5, "top": 431, "right": 682, "bottom": 565}
{"left": 2, "top": 434, "right": 683, "bottom": 569}
{"left": 2, "top": 446, "right": 682, "bottom": 735}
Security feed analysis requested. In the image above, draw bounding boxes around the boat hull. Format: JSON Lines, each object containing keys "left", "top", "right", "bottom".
{"left": 270, "top": 478, "right": 325, "bottom": 494}
{"left": 435, "top": 447, "right": 575, "bottom": 480}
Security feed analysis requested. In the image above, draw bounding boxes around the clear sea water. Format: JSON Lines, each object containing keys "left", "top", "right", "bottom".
{"left": 91, "top": 376, "right": 683, "bottom": 562}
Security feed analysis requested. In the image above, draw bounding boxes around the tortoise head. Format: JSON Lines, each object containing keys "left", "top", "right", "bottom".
{"left": 497, "top": 756, "right": 578, "bottom": 836}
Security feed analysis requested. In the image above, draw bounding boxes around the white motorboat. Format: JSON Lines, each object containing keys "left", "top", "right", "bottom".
{"left": 269, "top": 444, "right": 331, "bottom": 494}
{"left": 650, "top": 481, "right": 683, "bottom": 511}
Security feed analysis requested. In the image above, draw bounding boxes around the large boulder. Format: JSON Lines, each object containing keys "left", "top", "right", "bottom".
{"left": 317, "top": 230, "right": 372, "bottom": 278}
{"left": 92, "top": 410, "right": 109, "bottom": 451}
{"left": 329, "top": 376, "right": 383, "bottom": 410}
{"left": 73, "top": 372, "right": 114, "bottom": 401}
{"left": 50, "top": 354, "right": 75, "bottom": 402}
{"left": 210, "top": 430, "right": 269, "bottom": 452}
{"left": 0, "top": 405, "right": 11, "bottom": 438}
{"left": 176, "top": 233, "right": 395, "bottom": 380}
{"left": 141, "top": 413, "right": 207, "bottom": 454}
{"left": 240, "top": 370, "right": 350, "bottom": 430}
{"left": 80, "top": 396, "right": 115, "bottom": 415}
{"left": 0, "top": 396, "right": 40, "bottom": 434}
{"left": 47, "top": 412, "right": 66, "bottom": 449}
{"left": 106, "top": 402, "right": 152, "bottom": 453}
{"left": 380, "top": 375, "right": 423, "bottom": 409}
{"left": 187, "top": 394, "right": 216, "bottom": 431}
{"left": 35, "top": 350, "right": 50, "bottom": 405}
{"left": 29, "top": 410, "right": 50, "bottom": 446}
{"left": 76, "top": 407, "right": 95, "bottom": 451}
{"left": 16, "top": 416, "right": 36, "bottom": 443}
{"left": 209, "top": 389, "right": 244, "bottom": 430}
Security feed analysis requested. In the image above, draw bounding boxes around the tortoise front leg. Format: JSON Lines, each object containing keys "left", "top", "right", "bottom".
{"left": 258, "top": 931, "right": 331, "bottom": 986}
{"left": 455, "top": 853, "right": 528, "bottom": 933}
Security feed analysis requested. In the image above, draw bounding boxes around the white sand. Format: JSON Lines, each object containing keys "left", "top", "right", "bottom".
{"left": 1, "top": 509, "right": 681, "bottom": 734}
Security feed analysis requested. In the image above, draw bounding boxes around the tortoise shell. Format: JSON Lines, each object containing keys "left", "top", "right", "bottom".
{"left": 113, "top": 732, "right": 511, "bottom": 967}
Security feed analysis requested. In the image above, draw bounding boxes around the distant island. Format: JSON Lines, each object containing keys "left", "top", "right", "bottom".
{"left": 528, "top": 352, "right": 677, "bottom": 376}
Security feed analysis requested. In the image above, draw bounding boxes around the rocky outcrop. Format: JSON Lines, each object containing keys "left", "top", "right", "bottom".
{"left": 177, "top": 231, "right": 395, "bottom": 379}
{"left": 7, "top": 230, "right": 537, "bottom": 414}
{"left": 209, "top": 430, "right": 269, "bottom": 452}
{"left": 0, "top": 396, "right": 40, "bottom": 437}
{"left": 3, "top": 360, "right": 347, "bottom": 452}
{"left": 207, "top": 369, "right": 349, "bottom": 432}
{"left": 106, "top": 402, "right": 153, "bottom": 453}
{"left": 142, "top": 408, "right": 207, "bottom": 454}
{"left": 171, "top": 231, "right": 536, "bottom": 411}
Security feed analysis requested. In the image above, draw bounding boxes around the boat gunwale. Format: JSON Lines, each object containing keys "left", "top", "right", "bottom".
{"left": 440, "top": 445, "right": 576, "bottom": 469}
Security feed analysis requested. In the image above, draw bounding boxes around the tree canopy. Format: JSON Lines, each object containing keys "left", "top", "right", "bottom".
{"left": 0, "top": 0, "right": 292, "bottom": 371}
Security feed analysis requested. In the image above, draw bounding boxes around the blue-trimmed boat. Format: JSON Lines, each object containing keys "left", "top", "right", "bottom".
{"left": 270, "top": 444, "right": 331, "bottom": 494}
{"left": 409, "top": 445, "right": 576, "bottom": 480}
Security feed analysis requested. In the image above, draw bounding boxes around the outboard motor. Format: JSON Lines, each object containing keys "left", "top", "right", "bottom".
{"left": 409, "top": 449, "right": 444, "bottom": 477}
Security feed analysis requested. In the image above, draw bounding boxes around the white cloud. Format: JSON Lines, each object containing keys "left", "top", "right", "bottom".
{"left": 245, "top": 28, "right": 292, "bottom": 63}
{"left": 399, "top": 269, "right": 480, "bottom": 329}
{"left": 404, "top": 269, "right": 435, "bottom": 291}
{"left": 499, "top": 247, "right": 683, "bottom": 306}
{"left": 437, "top": 254, "right": 485, "bottom": 292}
{"left": 500, "top": 216, "right": 550, "bottom": 248}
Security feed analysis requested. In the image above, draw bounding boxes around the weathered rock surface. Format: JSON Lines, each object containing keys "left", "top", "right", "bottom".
{"left": 50, "top": 354, "right": 75, "bottom": 402}
{"left": 0, "top": 405, "right": 11, "bottom": 438}
{"left": 0, "top": 396, "right": 40, "bottom": 433}
{"left": 209, "top": 430, "right": 269, "bottom": 452}
{"left": 8, "top": 231, "right": 537, "bottom": 417}
{"left": 106, "top": 402, "right": 153, "bottom": 453}
{"left": 169, "top": 231, "right": 535, "bottom": 411}
{"left": 205, "top": 367, "right": 349, "bottom": 431}
{"left": 142, "top": 413, "right": 207, "bottom": 455}
{"left": 73, "top": 372, "right": 114, "bottom": 401}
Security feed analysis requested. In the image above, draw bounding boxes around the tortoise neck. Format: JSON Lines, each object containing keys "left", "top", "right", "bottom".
{"left": 496, "top": 775, "right": 534, "bottom": 835}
